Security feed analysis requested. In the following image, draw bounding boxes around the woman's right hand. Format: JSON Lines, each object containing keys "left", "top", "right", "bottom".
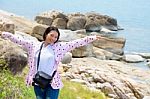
{"left": 26, "top": 75, "right": 33, "bottom": 87}
{"left": 1, "top": 32, "right": 12, "bottom": 39}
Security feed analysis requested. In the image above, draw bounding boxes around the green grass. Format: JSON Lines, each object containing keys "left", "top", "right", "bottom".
{"left": 0, "top": 65, "right": 107, "bottom": 99}
{"left": 0, "top": 69, "right": 35, "bottom": 99}
{"left": 59, "top": 80, "right": 106, "bottom": 99}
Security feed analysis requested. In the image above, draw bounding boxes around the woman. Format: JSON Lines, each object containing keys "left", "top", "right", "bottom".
{"left": 1, "top": 26, "right": 101, "bottom": 99}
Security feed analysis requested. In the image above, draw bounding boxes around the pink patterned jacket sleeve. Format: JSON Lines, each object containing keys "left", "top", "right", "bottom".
{"left": 1, "top": 32, "right": 35, "bottom": 86}
{"left": 60, "top": 35, "right": 97, "bottom": 53}
{"left": 54, "top": 36, "right": 97, "bottom": 63}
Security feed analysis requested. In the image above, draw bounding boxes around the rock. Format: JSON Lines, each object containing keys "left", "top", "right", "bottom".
{"left": 146, "top": 59, "right": 150, "bottom": 62}
{"left": 0, "top": 22, "right": 3, "bottom": 31}
{"left": 100, "top": 26, "right": 116, "bottom": 33}
{"left": 62, "top": 64, "right": 72, "bottom": 72}
{"left": 93, "top": 49, "right": 106, "bottom": 60}
{"left": 61, "top": 52, "right": 72, "bottom": 64}
{"left": 123, "top": 54, "right": 145, "bottom": 63}
{"left": 35, "top": 15, "right": 53, "bottom": 26}
{"left": 146, "top": 62, "right": 150, "bottom": 67}
{"left": 93, "top": 74, "right": 105, "bottom": 83}
{"left": 143, "top": 96, "right": 150, "bottom": 99}
{"left": 93, "top": 47, "right": 122, "bottom": 60}
{"left": 52, "top": 18, "right": 67, "bottom": 29}
{"left": 133, "top": 52, "right": 150, "bottom": 59}
{"left": 15, "top": 31, "right": 38, "bottom": 42}
{"left": 71, "top": 44, "right": 94, "bottom": 57}
{"left": 85, "top": 12, "right": 118, "bottom": 31}
{"left": 58, "top": 29, "right": 80, "bottom": 41}
{"left": 70, "top": 79, "right": 87, "bottom": 84}
{"left": 101, "top": 82, "right": 115, "bottom": 95}
{"left": 102, "top": 25, "right": 118, "bottom": 31}
{"left": 92, "top": 36, "right": 126, "bottom": 55}
{"left": 32, "top": 24, "right": 48, "bottom": 40}
{"left": 75, "top": 29, "right": 86, "bottom": 35}
{"left": 0, "top": 18, "right": 15, "bottom": 33}
{"left": 67, "top": 16, "right": 86, "bottom": 30}
{"left": 84, "top": 18, "right": 101, "bottom": 32}
{"left": 39, "top": 10, "right": 67, "bottom": 20}
{"left": 0, "top": 38, "right": 27, "bottom": 74}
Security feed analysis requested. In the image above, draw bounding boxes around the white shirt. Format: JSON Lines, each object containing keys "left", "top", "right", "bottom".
{"left": 35, "top": 44, "right": 55, "bottom": 76}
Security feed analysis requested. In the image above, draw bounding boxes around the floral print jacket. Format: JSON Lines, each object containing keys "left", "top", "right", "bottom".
{"left": 2, "top": 32, "right": 97, "bottom": 89}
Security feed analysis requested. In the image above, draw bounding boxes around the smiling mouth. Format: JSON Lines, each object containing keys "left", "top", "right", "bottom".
{"left": 49, "top": 39, "right": 54, "bottom": 43}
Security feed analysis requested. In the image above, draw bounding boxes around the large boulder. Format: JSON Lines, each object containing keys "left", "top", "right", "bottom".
{"left": 52, "top": 18, "right": 67, "bottom": 29}
{"left": 91, "top": 33, "right": 126, "bottom": 55}
{"left": 71, "top": 44, "right": 94, "bottom": 57}
{"left": 85, "top": 12, "right": 118, "bottom": 31}
{"left": 0, "top": 37, "right": 27, "bottom": 74}
{"left": 35, "top": 15, "right": 53, "bottom": 26}
{"left": 35, "top": 10, "right": 68, "bottom": 28}
{"left": 93, "top": 47, "right": 122, "bottom": 60}
{"left": 84, "top": 17, "right": 101, "bottom": 32}
{"left": 32, "top": 24, "right": 48, "bottom": 41}
{"left": 67, "top": 13, "right": 86, "bottom": 30}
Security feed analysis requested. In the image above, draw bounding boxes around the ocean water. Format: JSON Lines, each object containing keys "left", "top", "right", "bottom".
{"left": 0, "top": 0, "right": 150, "bottom": 53}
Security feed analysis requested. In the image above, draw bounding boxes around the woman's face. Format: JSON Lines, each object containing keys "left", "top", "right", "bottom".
{"left": 45, "top": 30, "right": 58, "bottom": 44}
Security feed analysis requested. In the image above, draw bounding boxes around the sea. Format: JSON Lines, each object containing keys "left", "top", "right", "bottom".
{"left": 0, "top": 0, "right": 150, "bottom": 69}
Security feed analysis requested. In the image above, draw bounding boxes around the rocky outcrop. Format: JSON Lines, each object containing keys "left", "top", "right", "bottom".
{"left": 85, "top": 12, "right": 118, "bottom": 31}
{"left": 35, "top": 10, "right": 68, "bottom": 29}
{"left": 34, "top": 10, "right": 119, "bottom": 32}
{"left": 60, "top": 57, "right": 150, "bottom": 99}
{"left": 0, "top": 10, "right": 38, "bottom": 34}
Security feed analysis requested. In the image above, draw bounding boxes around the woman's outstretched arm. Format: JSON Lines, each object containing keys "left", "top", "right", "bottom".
{"left": 59, "top": 35, "right": 101, "bottom": 53}
{"left": 1, "top": 32, "right": 35, "bottom": 86}
{"left": 1, "top": 32, "right": 34, "bottom": 50}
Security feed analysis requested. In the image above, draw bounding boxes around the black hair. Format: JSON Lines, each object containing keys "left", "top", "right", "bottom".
{"left": 43, "top": 26, "right": 60, "bottom": 43}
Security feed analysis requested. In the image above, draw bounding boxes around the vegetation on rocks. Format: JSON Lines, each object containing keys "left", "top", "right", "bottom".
{"left": 0, "top": 60, "right": 106, "bottom": 99}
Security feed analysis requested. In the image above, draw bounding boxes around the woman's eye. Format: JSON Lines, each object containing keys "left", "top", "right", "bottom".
{"left": 50, "top": 34, "right": 54, "bottom": 37}
{"left": 55, "top": 36, "right": 58, "bottom": 39}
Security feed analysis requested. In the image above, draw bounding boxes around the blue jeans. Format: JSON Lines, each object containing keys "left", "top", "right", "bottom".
{"left": 34, "top": 84, "right": 59, "bottom": 99}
